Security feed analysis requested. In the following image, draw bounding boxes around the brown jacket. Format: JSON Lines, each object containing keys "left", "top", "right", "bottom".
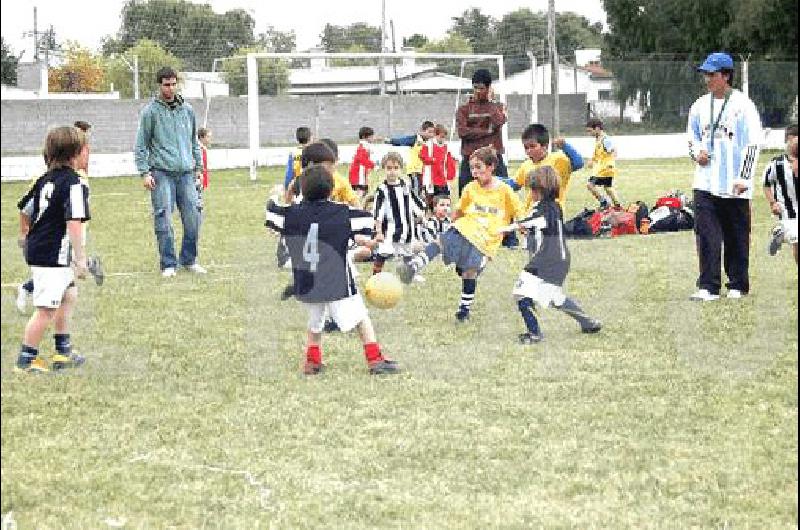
{"left": 456, "top": 97, "right": 506, "bottom": 157}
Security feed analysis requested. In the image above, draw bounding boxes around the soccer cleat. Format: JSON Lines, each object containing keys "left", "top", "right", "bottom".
{"left": 368, "top": 359, "right": 401, "bottom": 375}
{"left": 768, "top": 225, "right": 784, "bottom": 256}
{"left": 689, "top": 289, "right": 720, "bottom": 302}
{"left": 280, "top": 283, "right": 295, "bottom": 300}
{"left": 14, "top": 357, "right": 50, "bottom": 374}
{"left": 518, "top": 332, "right": 543, "bottom": 344}
{"left": 455, "top": 308, "right": 471, "bottom": 322}
{"left": 15, "top": 284, "right": 28, "bottom": 313}
{"left": 396, "top": 257, "right": 416, "bottom": 284}
{"left": 413, "top": 274, "right": 426, "bottom": 283}
{"left": 599, "top": 197, "right": 611, "bottom": 209}
{"left": 726, "top": 289, "right": 744, "bottom": 300}
{"left": 302, "top": 361, "right": 325, "bottom": 375}
{"left": 87, "top": 255, "right": 104, "bottom": 286}
{"left": 580, "top": 319, "right": 603, "bottom": 334}
{"left": 161, "top": 267, "right": 177, "bottom": 278}
{"left": 51, "top": 352, "right": 86, "bottom": 370}
{"left": 184, "top": 263, "right": 207, "bottom": 274}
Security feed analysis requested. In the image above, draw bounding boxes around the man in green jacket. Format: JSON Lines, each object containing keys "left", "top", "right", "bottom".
{"left": 135, "top": 66, "right": 205, "bottom": 277}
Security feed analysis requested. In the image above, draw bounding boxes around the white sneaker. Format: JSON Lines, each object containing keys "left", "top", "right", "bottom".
{"left": 727, "top": 289, "right": 744, "bottom": 299}
{"left": 184, "top": 263, "right": 207, "bottom": 274}
{"left": 689, "top": 289, "right": 719, "bottom": 302}
{"left": 16, "top": 284, "right": 28, "bottom": 313}
{"left": 161, "top": 267, "right": 177, "bottom": 278}
{"left": 413, "top": 274, "right": 426, "bottom": 283}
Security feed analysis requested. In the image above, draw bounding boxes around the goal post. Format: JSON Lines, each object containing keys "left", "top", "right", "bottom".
{"left": 245, "top": 51, "right": 506, "bottom": 181}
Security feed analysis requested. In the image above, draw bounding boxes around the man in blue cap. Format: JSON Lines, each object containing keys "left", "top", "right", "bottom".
{"left": 687, "top": 52, "right": 762, "bottom": 301}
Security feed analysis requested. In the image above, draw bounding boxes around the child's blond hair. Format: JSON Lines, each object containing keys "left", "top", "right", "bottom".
{"left": 44, "top": 126, "right": 87, "bottom": 170}
{"left": 528, "top": 165, "right": 561, "bottom": 202}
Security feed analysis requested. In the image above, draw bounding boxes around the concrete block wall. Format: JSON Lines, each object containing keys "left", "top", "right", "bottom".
{"left": 1, "top": 93, "right": 587, "bottom": 155}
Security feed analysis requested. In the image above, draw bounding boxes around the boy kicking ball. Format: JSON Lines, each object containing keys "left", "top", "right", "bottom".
{"left": 502, "top": 166, "right": 602, "bottom": 343}
{"left": 397, "top": 146, "right": 524, "bottom": 322}
{"left": 265, "top": 165, "right": 400, "bottom": 376}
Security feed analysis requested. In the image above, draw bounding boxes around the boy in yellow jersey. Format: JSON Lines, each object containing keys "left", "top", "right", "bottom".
{"left": 585, "top": 118, "right": 620, "bottom": 208}
{"left": 284, "top": 126, "right": 312, "bottom": 190}
{"left": 513, "top": 123, "right": 584, "bottom": 215}
{"left": 397, "top": 146, "right": 524, "bottom": 322}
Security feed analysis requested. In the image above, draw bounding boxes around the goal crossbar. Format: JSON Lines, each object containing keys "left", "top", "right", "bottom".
{"left": 245, "top": 52, "right": 506, "bottom": 180}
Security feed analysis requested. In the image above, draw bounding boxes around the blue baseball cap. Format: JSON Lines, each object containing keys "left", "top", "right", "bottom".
{"left": 697, "top": 52, "right": 734, "bottom": 73}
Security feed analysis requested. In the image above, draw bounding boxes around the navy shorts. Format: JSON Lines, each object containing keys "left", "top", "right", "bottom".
{"left": 441, "top": 228, "right": 486, "bottom": 272}
{"left": 589, "top": 176, "right": 614, "bottom": 187}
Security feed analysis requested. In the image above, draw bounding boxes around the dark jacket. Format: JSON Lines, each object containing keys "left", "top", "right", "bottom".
{"left": 456, "top": 97, "right": 506, "bottom": 157}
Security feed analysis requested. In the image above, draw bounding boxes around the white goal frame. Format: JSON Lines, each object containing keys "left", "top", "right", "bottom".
{"left": 246, "top": 51, "right": 506, "bottom": 181}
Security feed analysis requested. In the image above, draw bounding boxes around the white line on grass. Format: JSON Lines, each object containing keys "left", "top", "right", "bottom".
{"left": 129, "top": 453, "right": 276, "bottom": 511}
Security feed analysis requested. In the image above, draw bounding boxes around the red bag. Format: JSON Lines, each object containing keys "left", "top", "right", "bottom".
{"left": 609, "top": 211, "right": 637, "bottom": 237}
{"left": 655, "top": 196, "right": 682, "bottom": 209}
{"left": 588, "top": 211, "right": 604, "bottom": 235}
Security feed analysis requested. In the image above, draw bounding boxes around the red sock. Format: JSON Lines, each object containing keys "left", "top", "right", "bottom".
{"left": 363, "top": 342, "right": 383, "bottom": 363}
{"left": 306, "top": 345, "right": 322, "bottom": 365}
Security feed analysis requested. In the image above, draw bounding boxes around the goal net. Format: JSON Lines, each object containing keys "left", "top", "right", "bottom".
{"left": 242, "top": 52, "right": 506, "bottom": 181}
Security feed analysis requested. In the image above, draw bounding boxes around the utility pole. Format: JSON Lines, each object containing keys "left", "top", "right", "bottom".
{"left": 390, "top": 20, "right": 400, "bottom": 96}
{"left": 378, "top": 0, "right": 387, "bottom": 96}
{"left": 527, "top": 51, "right": 537, "bottom": 123}
{"left": 33, "top": 7, "right": 38, "bottom": 60}
{"left": 548, "top": 0, "right": 559, "bottom": 137}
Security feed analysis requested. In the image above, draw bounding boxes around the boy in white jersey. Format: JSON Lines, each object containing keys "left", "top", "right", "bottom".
{"left": 686, "top": 52, "right": 762, "bottom": 301}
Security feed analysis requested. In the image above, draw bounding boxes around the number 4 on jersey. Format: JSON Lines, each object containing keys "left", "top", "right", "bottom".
{"left": 303, "top": 223, "right": 320, "bottom": 272}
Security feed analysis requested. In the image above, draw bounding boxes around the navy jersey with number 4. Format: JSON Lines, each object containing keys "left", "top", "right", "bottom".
{"left": 518, "top": 199, "right": 570, "bottom": 285}
{"left": 266, "top": 200, "right": 373, "bottom": 303}
{"left": 17, "top": 167, "right": 90, "bottom": 267}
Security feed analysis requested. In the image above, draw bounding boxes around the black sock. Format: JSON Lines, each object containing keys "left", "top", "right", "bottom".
{"left": 410, "top": 242, "right": 441, "bottom": 273}
{"left": 556, "top": 297, "right": 593, "bottom": 327}
{"left": 54, "top": 333, "right": 71, "bottom": 355}
{"left": 17, "top": 345, "right": 38, "bottom": 367}
{"left": 517, "top": 297, "right": 541, "bottom": 335}
{"left": 459, "top": 278, "right": 477, "bottom": 312}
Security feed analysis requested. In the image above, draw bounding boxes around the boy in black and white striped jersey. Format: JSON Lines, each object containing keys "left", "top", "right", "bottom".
{"left": 764, "top": 124, "right": 798, "bottom": 262}
{"left": 419, "top": 195, "right": 452, "bottom": 244}
{"left": 372, "top": 152, "right": 427, "bottom": 280}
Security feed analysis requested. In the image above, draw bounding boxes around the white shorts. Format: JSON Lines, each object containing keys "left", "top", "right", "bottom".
{"left": 304, "top": 294, "right": 369, "bottom": 333}
{"left": 376, "top": 240, "right": 422, "bottom": 258}
{"left": 30, "top": 266, "right": 75, "bottom": 309}
{"left": 512, "top": 271, "right": 566, "bottom": 308}
{"left": 782, "top": 218, "right": 798, "bottom": 244}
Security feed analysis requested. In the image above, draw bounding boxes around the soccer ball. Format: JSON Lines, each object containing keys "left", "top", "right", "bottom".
{"left": 364, "top": 272, "right": 403, "bottom": 309}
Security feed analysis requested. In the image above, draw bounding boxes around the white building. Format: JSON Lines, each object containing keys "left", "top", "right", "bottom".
{"left": 181, "top": 72, "right": 230, "bottom": 98}
{"left": 495, "top": 60, "right": 643, "bottom": 123}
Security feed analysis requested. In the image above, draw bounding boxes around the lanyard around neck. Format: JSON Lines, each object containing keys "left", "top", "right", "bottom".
{"left": 709, "top": 90, "right": 732, "bottom": 152}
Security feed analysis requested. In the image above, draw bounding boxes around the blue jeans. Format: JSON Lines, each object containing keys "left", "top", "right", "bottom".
{"left": 150, "top": 170, "right": 200, "bottom": 270}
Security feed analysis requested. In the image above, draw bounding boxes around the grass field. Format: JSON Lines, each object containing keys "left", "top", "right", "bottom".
{"left": 1, "top": 155, "right": 797, "bottom": 528}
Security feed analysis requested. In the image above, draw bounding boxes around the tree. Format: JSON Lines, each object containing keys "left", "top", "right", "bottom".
{"left": 220, "top": 45, "right": 289, "bottom": 96}
{"left": 403, "top": 34, "right": 429, "bottom": 49}
{"left": 1, "top": 37, "right": 19, "bottom": 85}
{"left": 450, "top": 8, "right": 496, "bottom": 54}
{"left": 418, "top": 33, "right": 474, "bottom": 76}
{"left": 105, "top": 39, "right": 182, "bottom": 98}
{"left": 48, "top": 42, "right": 106, "bottom": 93}
{"left": 319, "top": 23, "right": 382, "bottom": 53}
{"left": 103, "top": 0, "right": 255, "bottom": 71}
{"left": 602, "top": 0, "right": 798, "bottom": 126}
{"left": 450, "top": 8, "right": 605, "bottom": 75}
{"left": 257, "top": 26, "right": 296, "bottom": 54}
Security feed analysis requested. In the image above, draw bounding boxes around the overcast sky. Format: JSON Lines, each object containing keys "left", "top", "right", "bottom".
{"left": 2, "top": 1, "right": 607, "bottom": 62}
